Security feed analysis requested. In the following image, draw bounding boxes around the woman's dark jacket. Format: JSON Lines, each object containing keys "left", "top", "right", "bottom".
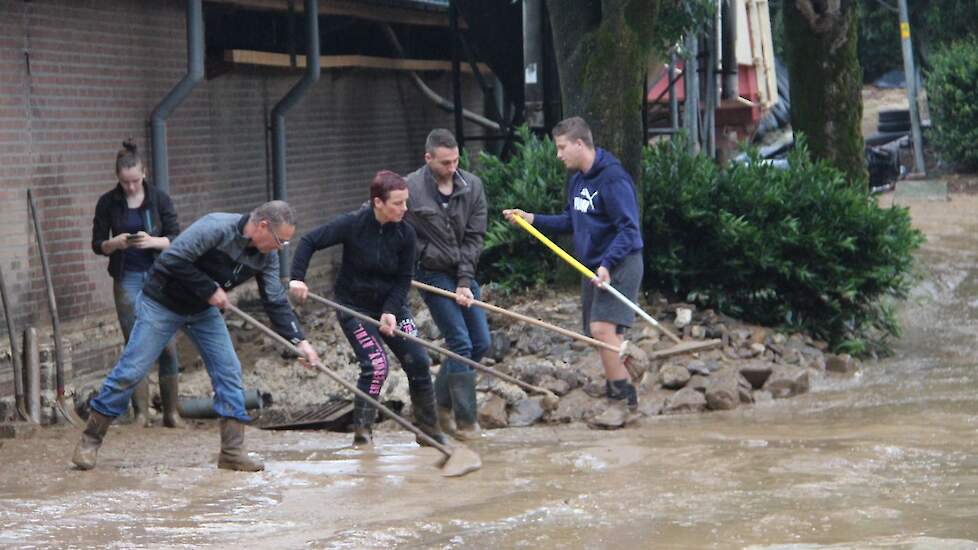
{"left": 290, "top": 206, "right": 415, "bottom": 316}
{"left": 91, "top": 182, "right": 180, "bottom": 278}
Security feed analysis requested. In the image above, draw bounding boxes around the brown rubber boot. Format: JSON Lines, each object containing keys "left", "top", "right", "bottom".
{"left": 131, "top": 378, "right": 151, "bottom": 427}
{"left": 72, "top": 410, "right": 114, "bottom": 470}
{"left": 159, "top": 375, "right": 185, "bottom": 429}
{"left": 217, "top": 418, "right": 264, "bottom": 472}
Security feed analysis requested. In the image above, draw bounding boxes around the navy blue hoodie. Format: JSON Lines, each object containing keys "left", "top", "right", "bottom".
{"left": 533, "top": 148, "right": 643, "bottom": 271}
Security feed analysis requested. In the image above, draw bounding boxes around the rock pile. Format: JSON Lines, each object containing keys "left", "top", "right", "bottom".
{"left": 176, "top": 288, "right": 857, "bottom": 431}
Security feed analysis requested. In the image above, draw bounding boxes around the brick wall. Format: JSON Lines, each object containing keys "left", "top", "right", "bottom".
{"left": 0, "top": 0, "right": 489, "bottom": 412}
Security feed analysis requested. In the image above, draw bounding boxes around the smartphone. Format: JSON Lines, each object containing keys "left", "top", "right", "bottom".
{"left": 126, "top": 234, "right": 140, "bottom": 241}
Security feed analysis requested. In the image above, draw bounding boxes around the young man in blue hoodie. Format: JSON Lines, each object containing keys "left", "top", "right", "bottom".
{"left": 504, "top": 116, "right": 643, "bottom": 411}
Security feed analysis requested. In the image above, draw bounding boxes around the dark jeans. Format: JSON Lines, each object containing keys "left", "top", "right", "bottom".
{"left": 113, "top": 270, "right": 179, "bottom": 377}
{"left": 416, "top": 268, "right": 490, "bottom": 374}
{"left": 337, "top": 306, "right": 433, "bottom": 400}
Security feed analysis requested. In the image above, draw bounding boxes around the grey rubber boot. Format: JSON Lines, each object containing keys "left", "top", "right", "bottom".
{"left": 72, "top": 410, "right": 114, "bottom": 470}
{"left": 434, "top": 368, "right": 456, "bottom": 435}
{"left": 448, "top": 370, "right": 481, "bottom": 440}
{"left": 217, "top": 418, "right": 264, "bottom": 472}
{"left": 408, "top": 381, "right": 449, "bottom": 447}
{"left": 159, "top": 375, "right": 185, "bottom": 429}
{"left": 131, "top": 378, "right": 151, "bottom": 427}
{"left": 351, "top": 396, "right": 376, "bottom": 447}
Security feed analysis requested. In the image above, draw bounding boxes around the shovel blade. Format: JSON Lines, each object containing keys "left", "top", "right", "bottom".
{"left": 440, "top": 446, "right": 482, "bottom": 477}
{"left": 56, "top": 398, "right": 85, "bottom": 428}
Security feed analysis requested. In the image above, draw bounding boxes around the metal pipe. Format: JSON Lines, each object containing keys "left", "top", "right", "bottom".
{"left": 23, "top": 327, "right": 40, "bottom": 424}
{"left": 705, "top": 15, "right": 718, "bottom": 158}
{"left": 178, "top": 388, "right": 265, "bottom": 419}
{"left": 522, "top": 0, "right": 545, "bottom": 128}
{"left": 271, "top": 0, "right": 320, "bottom": 277}
{"left": 721, "top": 0, "right": 739, "bottom": 99}
{"left": 379, "top": 24, "right": 500, "bottom": 131}
{"left": 669, "top": 53, "right": 679, "bottom": 132}
{"left": 684, "top": 33, "right": 700, "bottom": 153}
{"left": 0, "top": 263, "right": 27, "bottom": 421}
{"left": 150, "top": 0, "right": 204, "bottom": 194}
{"left": 449, "top": 0, "right": 465, "bottom": 147}
{"left": 897, "top": 0, "right": 926, "bottom": 174}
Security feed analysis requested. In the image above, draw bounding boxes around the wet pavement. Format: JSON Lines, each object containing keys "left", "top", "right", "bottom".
{"left": 1, "top": 195, "right": 977, "bottom": 549}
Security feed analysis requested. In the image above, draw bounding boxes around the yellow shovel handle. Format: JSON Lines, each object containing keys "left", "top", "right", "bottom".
{"left": 512, "top": 215, "right": 597, "bottom": 280}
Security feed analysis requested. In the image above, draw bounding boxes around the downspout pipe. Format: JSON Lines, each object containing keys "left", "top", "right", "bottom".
{"left": 150, "top": 0, "right": 204, "bottom": 194}
{"left": 271, "top": 0, "right": 320, "bottom": 277}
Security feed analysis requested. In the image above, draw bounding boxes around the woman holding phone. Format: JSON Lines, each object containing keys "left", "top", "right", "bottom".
{"left": 91, "top": 140, "right": 184, "bottom": 428}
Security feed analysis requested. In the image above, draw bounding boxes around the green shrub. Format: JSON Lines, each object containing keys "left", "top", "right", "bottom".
{"left": 477, "top": 126, "right": 568, "bottom": 292}
{"left": 926, "top": 38, "right": 978, "bottom": 171}
{"left": 642, "top": 135, "right": 924, "bottom": 355}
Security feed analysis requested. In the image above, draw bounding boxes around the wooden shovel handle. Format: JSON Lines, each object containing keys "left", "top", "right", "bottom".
{"left": 411, "top": 280, "right": 621, "bottom": 354}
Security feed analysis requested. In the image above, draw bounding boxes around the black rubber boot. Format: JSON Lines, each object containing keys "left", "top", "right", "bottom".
{"left": 217, "top": 417, "right": 264, "bottom": 472}
{"left": 408, "top": 381, "right": 449, "bottom": 447}
{"left": 448, "top": 370, "right": 481, "bottom": 440}
{"left": 351, "top": 396, "right": 376, "bottom": 447}
{"left": 72, "top": 410, "right": 114, "bottom": 470}
{"left": 607, "top": 378, "right": 639, "bottom": 412}
{"left": 159, "top": 375, "right": 186, "bottom": 429}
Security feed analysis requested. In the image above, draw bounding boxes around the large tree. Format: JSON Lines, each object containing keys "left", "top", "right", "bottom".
{"left": 546, "top": 1, "right": 708, "bottom": 180}
{"left": 784, "top": 0, "right": 867, "bottom": 184}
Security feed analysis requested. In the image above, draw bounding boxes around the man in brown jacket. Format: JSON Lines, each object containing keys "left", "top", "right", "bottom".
{"left": 404, "top": 129, "right": 489, "bottom": 440}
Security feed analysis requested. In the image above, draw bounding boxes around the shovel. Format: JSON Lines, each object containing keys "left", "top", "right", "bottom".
{"left": 510, "top": 215, "right": 720, "bottom": 354}
{"left": 27, "top": 189, "right": 85, "bottom": 428}
{"left": 306, "top": 291, "right": 560, "bottom": 410}
{"left": 224, "top": 303, "right": 481, "bottom": 478}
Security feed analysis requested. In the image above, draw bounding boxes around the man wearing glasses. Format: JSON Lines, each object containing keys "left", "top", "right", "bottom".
{"left": 73, "top": 200, "right": 320, "bottom": 472}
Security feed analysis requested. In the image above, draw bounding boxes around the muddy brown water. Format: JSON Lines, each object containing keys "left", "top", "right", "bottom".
{"left": 2, "top": 196, "right": 977, "bottom": 549}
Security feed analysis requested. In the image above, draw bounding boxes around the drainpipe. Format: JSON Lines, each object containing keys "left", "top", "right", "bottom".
{"left": 150, "top": 0, "right": 203, "bottom": 194}
{"left": 721, "top": 0, "right": 739, "bottom": 100}
{"left": 271, "top": 0, "right": 320, "bottom": 277}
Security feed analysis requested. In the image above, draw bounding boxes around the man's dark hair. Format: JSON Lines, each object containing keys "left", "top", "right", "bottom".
{"left": 551, "top": 116, "right": 594, "bottom": 149}
{"left": 251, "top": 200, "right": 296, "bottom": 228}
{"left": 425, "top": 128, "right": 458, "bottom": 153}
{"left": 370, "top": 170, "right": 408, "bottom": 203}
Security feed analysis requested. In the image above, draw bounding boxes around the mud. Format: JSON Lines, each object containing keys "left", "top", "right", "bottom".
{"left": 2, "top": 194, "right": 978, "bottom": 548}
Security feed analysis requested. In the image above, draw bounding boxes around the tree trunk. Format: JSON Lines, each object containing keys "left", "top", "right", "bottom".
{"left": 546, "top": 0, "right": 659, "bottom": 181}
{"left": 784, "top": 0, "right": 867, "bottom": 185}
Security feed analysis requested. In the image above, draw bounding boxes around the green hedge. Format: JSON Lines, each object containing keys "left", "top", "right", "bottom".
{"left": 477, "top": 127, "right": 568, "bottom": 291}
{"left": 926, "top": 38, "right": 978, "bottom": 171}
{"left": 641, "top": 135, "right": 923, "bottom": 354}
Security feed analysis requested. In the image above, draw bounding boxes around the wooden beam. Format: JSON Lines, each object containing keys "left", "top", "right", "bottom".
{"left": 224, "top": 49, "right": 491, "bottom": 75}
{"left": 208, "top": 0, "right": 465, "bottom": 28}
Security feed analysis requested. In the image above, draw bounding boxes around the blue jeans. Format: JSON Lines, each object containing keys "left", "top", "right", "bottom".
{"left": 91, "top": 295, "right": 248, "bottom": 421}
{"left": 417, "top": 269, "right": 490, "bottom": 374}
{"left": 113, "top": 270, "right": 179, "bottom": 377}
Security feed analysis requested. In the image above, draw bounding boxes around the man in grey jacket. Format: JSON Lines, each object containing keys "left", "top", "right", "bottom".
{"left": 405, "top": 129, "right": 489, "bottom": 440}
{"left": 73, "top": 200, "right": 320, "bottom": 472}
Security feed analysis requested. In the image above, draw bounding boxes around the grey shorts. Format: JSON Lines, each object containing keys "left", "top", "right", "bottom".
{"left": 582, "top": 252, "right": 644, "bottom": 336}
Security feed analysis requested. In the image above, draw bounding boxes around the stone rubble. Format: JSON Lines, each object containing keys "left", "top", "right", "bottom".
{"left": 175, "top": 287, "right": 854, "bottom": 431}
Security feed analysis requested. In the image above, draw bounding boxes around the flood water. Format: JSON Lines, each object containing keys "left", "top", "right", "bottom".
{"left": 1, "top": 195, "right": 977, "bottom": 549}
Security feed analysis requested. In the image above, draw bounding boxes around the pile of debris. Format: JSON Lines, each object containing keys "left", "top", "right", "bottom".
{"left": 175, "top": 287, "right": 858, "bottom": 431}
